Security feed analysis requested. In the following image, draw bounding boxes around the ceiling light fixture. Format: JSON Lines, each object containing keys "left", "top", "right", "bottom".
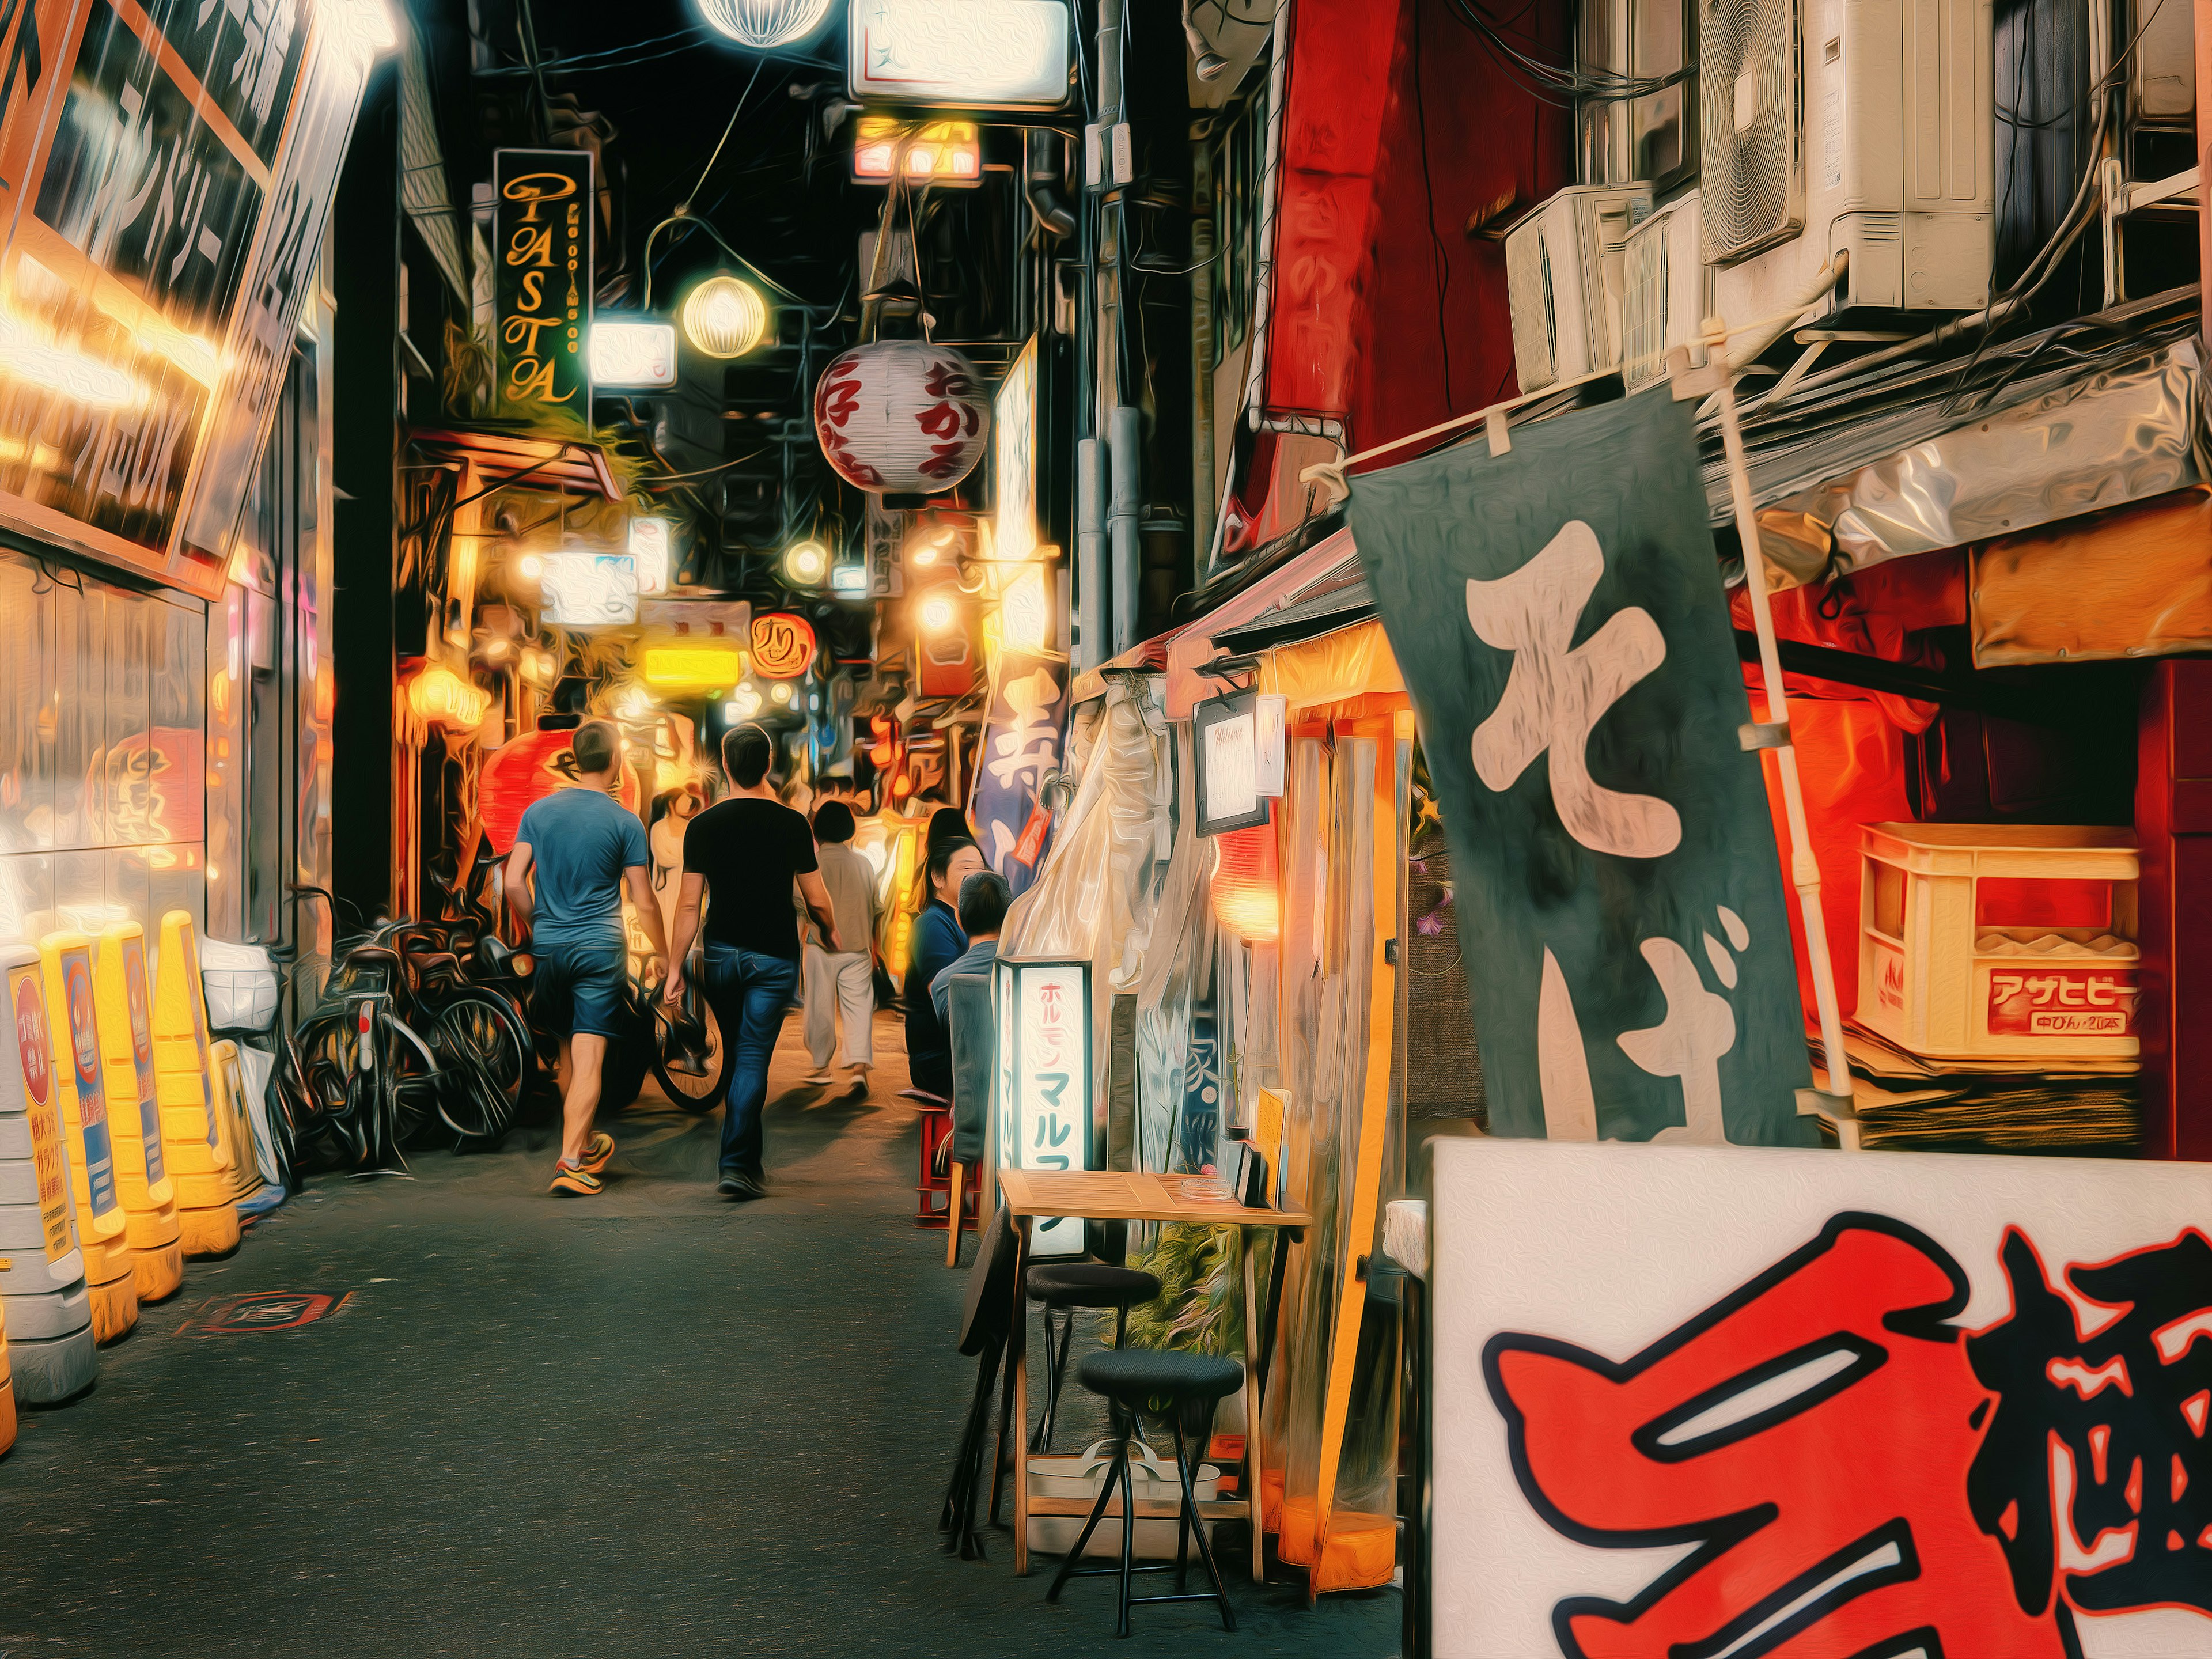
{"left": 783, "top": 540, "right": 830, "bottom": 586}
{"left": 695, "top": 0, "right": 835, "bottom": 48}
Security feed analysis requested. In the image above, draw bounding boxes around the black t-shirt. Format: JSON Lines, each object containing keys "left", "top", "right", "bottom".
{"left": 682, "top": 798, "right": 820, "bottom": 958}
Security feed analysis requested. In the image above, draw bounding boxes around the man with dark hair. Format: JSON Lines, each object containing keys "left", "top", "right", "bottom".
{"left": 508, "top": 719, "right": 669, "bottom": 1196}
{"left": 931, "top": 870, "right": 1010, "bottom": 1025}
{"left": 903, "top": 834, "right": 983, "bottom": 1099}
{"left": 665, "top": 724, "right": 842, "bottom": 1199}
{"left": 802, "top": 800, "right": 877, "bottom": 1092}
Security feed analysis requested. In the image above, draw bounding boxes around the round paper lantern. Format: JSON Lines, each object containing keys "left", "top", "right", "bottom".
{"left": 694, "top": 0, "right": 833, "bottom": 49}
{"left": 812, "top": 340, "right": 990, "bottom": 495}
{"left": 683, "top": 276, "right": 767, "bottom": 359}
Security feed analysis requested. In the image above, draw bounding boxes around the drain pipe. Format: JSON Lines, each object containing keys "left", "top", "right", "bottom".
{"left": 1077, "top": 437, "right": 1107, "bottom": 671}
{"left": 1025, "top": 128, "right": 1074, "bottom": 238}
{"left": 1109, "top": 404, "right": 1142, "bottom": 655}
{"left": 1205, "top": 3, "right": 1289, "bottom": 577}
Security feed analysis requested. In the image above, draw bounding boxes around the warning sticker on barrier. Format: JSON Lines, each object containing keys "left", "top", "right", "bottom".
{"left": 9, "top": 962, "right": 73, "bottom": 1264}
{"left": 184, "top": 1291, "right": 350, "bottom": 1335}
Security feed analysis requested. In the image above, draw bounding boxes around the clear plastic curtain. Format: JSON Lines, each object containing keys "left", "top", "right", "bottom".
{"left": 1262, "top": 731, "right": 1384, "bottom": 1578}
{"left": 1133, "top": 721, "right": 1219, "bottom": 1176}
{"left": 999, "top": 676, "right": 1175, "bottom": 1145}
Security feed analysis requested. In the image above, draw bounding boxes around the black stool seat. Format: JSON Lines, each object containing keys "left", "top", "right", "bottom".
{"left": 1026, "top": 1263, "right": 1161, "bottom": 1309}
{"left": 1078, "top": 1348, "right": 1243, "bottom": 1406}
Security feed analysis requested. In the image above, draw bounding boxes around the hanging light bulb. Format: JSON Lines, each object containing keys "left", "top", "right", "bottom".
{"left": 694, "top": 0, "right": 833, "bottom": 48}
{"left": 682, "top": 275, "right": 768, "bottom": 358}
{"left": 783, "top": 540, "right": 830, "bottom": 586}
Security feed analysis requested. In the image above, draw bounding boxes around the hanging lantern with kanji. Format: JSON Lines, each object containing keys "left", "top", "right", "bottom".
{"left": 812, "top": 340, "right": 990, "bottom": 495}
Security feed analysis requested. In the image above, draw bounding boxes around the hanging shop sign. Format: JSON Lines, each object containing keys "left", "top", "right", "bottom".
{"left": 405, "top": 664, "right": 491, "bottom": 730}
{"left": 972, "top": 652, "right": 1065, "bottom": 899}
{"left": 641, "top": 640, "right": 747, "bottom": 691}
{"left": 479, "top": 728, "right": 644, "bottom": 853}
{"left": 628, "top": 516, "right": 673, "bottom": 595}
{"left": 539, "top": 550, "right": 637, "bottom": 627}
{"left": 1431, "top": 1135, "right": 2212, "bottom": 1657}
{"left": 1191, "top": 690, "right": 1271, "bottom": 837}
{"left": 0, "top": 0, "right": 384, "bottom": 596}
{"left": 750, "top": 611, "right": 817, "bottom": 679}
{"left": 993, "top": 957, "right": 1092, "bottom": 1258}
{"left": 494, "top": 149, "right": 593, "bottom": 417}
{"left": 994, "top": 335, "right": 1040, "bottom": 563}
{"left": 853, "top": 117, "right": 982, "bottom": 185}
{"left": 588, "top": 318, "right": 677, "bottom": 389}
{"left": 1351, "top": 395, "right": 1813, "bottom": 1146}
{"left": 849, "top": 0, "right": 1073, "bottom": 108}
{"left": 865, "top": 498, "right": 906, "bottom": 599}
{"left": 813, "top": 340, "right": 990, "bottom": 496}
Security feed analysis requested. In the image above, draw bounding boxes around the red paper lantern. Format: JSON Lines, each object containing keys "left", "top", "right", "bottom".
{"left": 479, "top": 729, "right": 643, "bottom": 853}
{"left": 812, "top": 340, "right": 990, "bottom": 494}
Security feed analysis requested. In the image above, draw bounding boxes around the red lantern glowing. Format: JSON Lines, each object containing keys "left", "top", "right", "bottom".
{"left": 1211, "top": 823, "right": 1280, "bottom": 944}
{"left": 812, "top": 340, "right": 990, "bottom": 495}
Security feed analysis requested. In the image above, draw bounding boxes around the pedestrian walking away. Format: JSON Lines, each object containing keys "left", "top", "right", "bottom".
{"left": 931, "top": 870, "right": 1009, "bottom": 1027}
{"left": 802, "top": 798, "right": 878, "bottom": 1093}
{"left": 506, "top": 719, "right": 670, "bottom": 1196}
{"left": 903, "top": 835, "right": 983, "bottom": 1102}
{"left": 664, "top": 724, "right": 842, "bottom": 1200}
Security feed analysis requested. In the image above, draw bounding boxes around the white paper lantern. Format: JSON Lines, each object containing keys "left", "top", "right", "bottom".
{"left": 812, "top": 340, "right": 991, "bottom": 495}
{"left": 695, "top": 0, "right": 834, "bottom": 48}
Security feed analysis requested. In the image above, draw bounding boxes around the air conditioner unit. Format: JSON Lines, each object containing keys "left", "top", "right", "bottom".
{"left": 1620, "top": 191, "right": 1714, "bottom": 392}
{"left": 1702, "top": 0, "right": 1994, "bottom": 327}
{"left": 1505, "top": 184, "right": 1654, "bottom": 393}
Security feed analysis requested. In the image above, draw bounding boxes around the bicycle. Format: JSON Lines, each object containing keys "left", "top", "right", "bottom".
{"left": 647, "top": 946, "right": 729, "bottom": 1113}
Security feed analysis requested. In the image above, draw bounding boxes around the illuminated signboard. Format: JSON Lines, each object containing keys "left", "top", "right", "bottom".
{"left": 993, "top": 335, "right": 1039, "bottom": 566}
{"left": 750, "top": 611, "right": 817, "bottom": 679}
{"left": 853, "top": 118, "right": 982, "bottom": 185}
{"left": 628, "top": 515, "right": 673, "bottom": 594}
{"left": 589, "top": 319, "right": 677, "bottom": 389}
{"left": 0, "top": 0, "right": 386, "bottom": 595}
{"left": 494, "top": 149, "right": 593, "bottom": 417}
{"left": 849, "top": 0, "right": 1073, "bottom": 108}
{"left": 540, "top": 551, "right": 637, "bottom": 627}
{"left": 992, "top": 957, "right": 1092, "bottom": 1258}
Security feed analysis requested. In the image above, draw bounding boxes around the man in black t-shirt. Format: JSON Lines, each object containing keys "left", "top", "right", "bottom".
{"left": 665, "top": 725, "right": 842, "bottom": 1199}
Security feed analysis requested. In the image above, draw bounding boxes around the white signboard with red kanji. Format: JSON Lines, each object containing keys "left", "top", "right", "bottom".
{"left": 1433, "top": 1137, "right": 2212, "bottom": 1658}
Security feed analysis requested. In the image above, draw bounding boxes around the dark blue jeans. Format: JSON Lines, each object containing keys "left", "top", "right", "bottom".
{"left": 703, "top": 944, "right": 800, "bottom": 1181}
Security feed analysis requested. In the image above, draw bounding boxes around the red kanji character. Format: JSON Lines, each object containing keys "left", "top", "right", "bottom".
{"left": 1486, "top": 1215, "right": 2064, "bottom": 1659}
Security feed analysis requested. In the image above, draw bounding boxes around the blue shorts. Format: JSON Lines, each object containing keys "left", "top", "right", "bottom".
{"left": 530, "top": 941, "right": 629, "bottom": 1039}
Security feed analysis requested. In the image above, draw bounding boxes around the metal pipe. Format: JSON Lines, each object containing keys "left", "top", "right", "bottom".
{"left": 1077, "top": 435, "right": 1107, "bottom": 671}
{"left": 1109, "top": 404, "right": 1142, "bottom": 656}
{"left": 1025, "top": 128, "right": 1075, "bottom": 238}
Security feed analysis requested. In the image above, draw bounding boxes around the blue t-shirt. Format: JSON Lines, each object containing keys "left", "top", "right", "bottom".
{"left": 516, "top": 787, "right": 649, "bottom": 951}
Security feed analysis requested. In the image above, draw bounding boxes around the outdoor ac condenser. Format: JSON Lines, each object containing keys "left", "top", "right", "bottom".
{"left": 1701, "top": 0, "right": 1994, "bottom": 324}
{"left": 1620, "top": 191, "right": 1713, "bottom": 392}
{"left": 1505, "top": 184, "right": 1654, "bottom": 392}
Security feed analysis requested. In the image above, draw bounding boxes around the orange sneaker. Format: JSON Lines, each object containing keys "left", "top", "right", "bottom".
{"left": 579, "top": 1131, "right": 616, "bottom": 1176}
{"left": 548, "top": 1162, "right": 604, "bottom": 1196}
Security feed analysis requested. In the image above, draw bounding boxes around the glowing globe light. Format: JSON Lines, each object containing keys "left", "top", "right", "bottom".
{"left": 783, "top": 540, "right": 830, "bottom": 586}
{"left": 695, "top": 0, "right": 834, "bottom": 48}
{"left": 918, "top": 593, "right": 958, "bottom": 633}
{"left": 682, "top": 276, "right": 768, "bottom": 359}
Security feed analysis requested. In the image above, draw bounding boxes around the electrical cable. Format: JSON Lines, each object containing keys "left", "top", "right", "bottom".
{"left": 1440, "top": 0, "right": 1695, "bottom": 107}
{"left": 684, "top": 57, "right": 768, "bottom": 213}
{"left": 1412, "top": 0, "right": 1455, "bottom": 408}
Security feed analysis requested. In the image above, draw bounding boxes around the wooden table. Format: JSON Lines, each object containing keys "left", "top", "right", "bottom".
{"left": 995, "top": 1168, "right": 1312, "bottom": 1580}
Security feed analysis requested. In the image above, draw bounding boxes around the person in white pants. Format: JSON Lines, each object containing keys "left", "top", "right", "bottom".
{"left": 802, "top": 799, "right": 878, "bottom": 1091}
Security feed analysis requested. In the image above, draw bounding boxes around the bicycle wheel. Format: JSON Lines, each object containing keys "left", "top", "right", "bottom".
{"left": 650, "top": 997, "right": 729, "bottom": 1113}
{"left": 428, "top": 993, "right": 531, "bottom": 1141}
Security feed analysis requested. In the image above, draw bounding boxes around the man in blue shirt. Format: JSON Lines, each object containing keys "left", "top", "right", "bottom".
{"left": 932, "top": 870, "right": 1009, "bottom": 1027}
{"left": 507, "top": 719, "right": 669, "bottom": 1196}
{"left": 903, "top": 836, "right": 982, "bottom": 1100}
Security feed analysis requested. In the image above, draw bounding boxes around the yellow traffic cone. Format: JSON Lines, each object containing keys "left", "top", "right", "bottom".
{"left": 95, "top": 925, "right": 183, "bottom": 1302}
{"left": 39, "top": 935, "right": 137, "bottom": 1344}
{"left": 151, "top": 914, "right": 242, "bottom": 1256}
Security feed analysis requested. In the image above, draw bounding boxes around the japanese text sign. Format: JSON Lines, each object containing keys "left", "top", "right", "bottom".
{"left": 972, "top": 650, "right": 1065, "bottom": 900}
{"left": 994, "top": 957, "right": 1090, "bottom": 1257}
{"left": 0, "top": 0, "right": 375, "bottom": 593}
{"left": 1349, "top": 395, "right": 1813, "bottom": 1145}
{"left": 494, "top": 149, "right": 592, "bottom": 417}
{"left": 1432, "top": 1136, "right": 2212, "bottom": 1658}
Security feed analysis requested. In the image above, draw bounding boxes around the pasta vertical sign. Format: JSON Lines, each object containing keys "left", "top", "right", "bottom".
{"left": 494, "top": 150, "right": 593, "bottom": 417}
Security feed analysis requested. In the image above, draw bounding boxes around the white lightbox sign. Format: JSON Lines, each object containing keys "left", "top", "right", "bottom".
{"left": 849, "top": 0, "right": 1073, "bottom": 109}
{"left": 993, "top": 957, "right": 1092, "bottom": 1257}
{"left": 589, "top": 320, "right": 678, "bottom": 388}
{"left": 540, "top": 552, "right": 638, "bottom": 627}
{"left": 628, "top": 516, "right": 672, "bottom": 596}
